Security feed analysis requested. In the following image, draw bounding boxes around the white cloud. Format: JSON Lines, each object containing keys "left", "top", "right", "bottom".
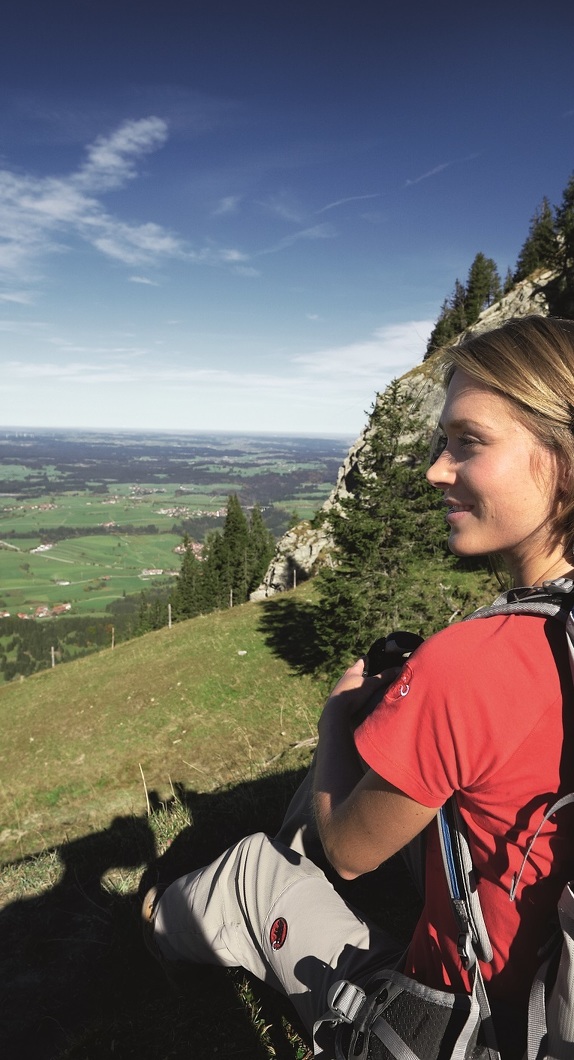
{"left": 260, "top": 223, "right": 336, "bottom": 255}
{"left": 0, "top": 117, "right": 249, "bottom": 280}
{"left": 0, "top": 290, "right": 34, "bottom": 304}
{"left": 315, "top": 193, "right": 381, "bottom": 215}
{"left": 405, "top": 152, "right": 480, "bottom": 188}
{"left": 293, "top": 321, "right": 434, "bottom": 382}
{"left": 257, "top": 191, "right": 304, "bottom": 223}
{"left": 129, "top": 275, "right": 160, "bottom": 286}
{"left": 213, "top": 195, "right": 241, "bottom": 216}
{"left": 405, "top": 162, "right": 452, "bottom": 187}
{"left": 3, "top": 320, "right": 432, "bottom": 398}
{"left": 233, "top": 264, "right": 261, "bottom": 277}
{"left": 74, "top": 117, "right": 168, "bottom": 192}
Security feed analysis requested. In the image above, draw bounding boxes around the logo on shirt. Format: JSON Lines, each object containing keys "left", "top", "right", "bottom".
{"left": 270, "top": 916, "right": 288, "bottom": 950}
{"left": 385, "top": 662, "right": 412, "bottom": 700}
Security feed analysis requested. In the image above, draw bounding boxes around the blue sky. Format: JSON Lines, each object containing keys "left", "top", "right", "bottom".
{"left": 2, "top": 0, "right": 574, "bottom": 437}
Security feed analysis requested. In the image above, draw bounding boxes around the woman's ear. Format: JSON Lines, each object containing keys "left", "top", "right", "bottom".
{"left": 556, "top": 453, "right": 574, "bottom": 499}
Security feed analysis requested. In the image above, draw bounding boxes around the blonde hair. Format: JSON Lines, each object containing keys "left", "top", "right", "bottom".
{"left": 441, "top": 315, "right": 574, "bottom": 555}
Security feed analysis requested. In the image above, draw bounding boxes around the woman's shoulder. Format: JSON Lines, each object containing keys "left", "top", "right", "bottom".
{"left": 414, "top": 608, "right": 566, "bottom": 689}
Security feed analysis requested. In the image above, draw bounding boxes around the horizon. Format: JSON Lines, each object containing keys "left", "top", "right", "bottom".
{"left": 2, "top": 1, "right": 574, "bottom": 435}
{"left": 0, "top": 424, "right": 355, "bottom": 442}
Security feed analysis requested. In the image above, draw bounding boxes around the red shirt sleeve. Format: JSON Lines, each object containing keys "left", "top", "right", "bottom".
{"left": 354, "top": 614, "right": 566, "bottom": 807}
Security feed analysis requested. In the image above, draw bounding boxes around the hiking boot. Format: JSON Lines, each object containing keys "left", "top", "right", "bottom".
{"left": 141, "top": 886, "right": 193, "bottom": 995}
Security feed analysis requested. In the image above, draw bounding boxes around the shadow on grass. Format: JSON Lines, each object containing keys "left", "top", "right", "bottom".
{"left": 0, "top": 768, "right": 421, "bottom": 1060}
{"left": 257, "top": 595, "right": 326, "bottom": 675}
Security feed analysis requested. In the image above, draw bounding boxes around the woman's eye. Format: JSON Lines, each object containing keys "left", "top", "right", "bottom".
{"left": 459, "top": 435, "right": 479, "bottom": 448}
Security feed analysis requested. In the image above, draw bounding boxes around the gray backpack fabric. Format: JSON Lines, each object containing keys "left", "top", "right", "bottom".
{"left": 443, "top": 576, "right": 574, "bottom": 1060}
{"left": 325, "top": 577, "right": 574, "bottom": 1060}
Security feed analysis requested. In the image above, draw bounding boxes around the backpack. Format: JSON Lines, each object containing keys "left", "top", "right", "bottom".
{"left": 323, "top": 577, "right": 574, "bottom": 1060}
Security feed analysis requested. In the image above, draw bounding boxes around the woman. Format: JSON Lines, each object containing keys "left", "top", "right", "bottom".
{"left": 142, "top": 315, "right": 574, "bottom": 1058}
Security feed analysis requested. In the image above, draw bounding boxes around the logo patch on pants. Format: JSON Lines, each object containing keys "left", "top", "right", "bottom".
{"left": 270, "top": 916, "right": 288, "bottom": 950}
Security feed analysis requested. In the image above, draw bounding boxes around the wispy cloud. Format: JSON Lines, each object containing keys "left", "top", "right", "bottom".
{"left": 3, "top": 321, "right": 432, "bottom": 392}
{"left": 405, "top": 162, "right": 452, "bottom": 187}
{"left": 260, "top": 223, "right": 336, "bottom": 255}
{"left": 74, "top": 117, "right": 168, "bottom": 192}
{"left": 405, "top": 152, "right": 480, "bottom": 187}
{"left": 212, "top": 195, "right": 241, "bottom": 216}
{"left": 315, "top": 192, "right": 381, "bottom": 215}
{"left": 1, "top": 319, "right": 434, "bottom": 431}
{"left": 0, "top": 117, "right": 248, "bottom": 282}
{"left": 232, "top": 264, "right": 261, "bottom": 277}
{"left": 0, "top": 290, "right": 35, "bottom": 304}
{"left": 257, "top": 191, "right": 304, "bottom": 223}
{"left": 129, "top": 275, "right": 160, "bottom": 286}
{"left": 293, "top": 321, "right": 434, "bottom": 380}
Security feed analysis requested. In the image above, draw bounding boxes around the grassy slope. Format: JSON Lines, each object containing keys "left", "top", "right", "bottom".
{"left": 0, "top": 566, "right": 497, "bottom": 1058}
{"left": 0, "top": 583, "right": 327, "bottom": 866}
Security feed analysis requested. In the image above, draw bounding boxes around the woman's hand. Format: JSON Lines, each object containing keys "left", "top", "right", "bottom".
{"left": 320, "top": 658, "right": 400, "bottom": 726}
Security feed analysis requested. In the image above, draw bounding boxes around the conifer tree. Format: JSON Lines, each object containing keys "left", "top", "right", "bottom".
{"left": 220, "top": 493, "right": 250, "bottom": 605}
{"left": 170, "top": 534, "right": 204, "bottom": 619}
{"left": 548, "top": 175, "right": 574, "bottom": 318}
{"left": 315, "top": 382, "right": 445, "bottom": 673}
{"left": 246, "top": 504, "right": 275, "bottom": 595}
{"left": 464, "top": 253, "right": 501, "bottom": 324}
{"left": 514, "top": 197, "right": 557, "bottom": 282}
{"left": 425, "top": 298, "right": 457, "bottom": 359}
{"left": 199, "top": 530, "right": 225, "bottom": 610}
{"left": 503, "top": 267, "right": 514, "bottom": 295}
{"left": 425, "top": 281, "right": 466, "bottom": 359}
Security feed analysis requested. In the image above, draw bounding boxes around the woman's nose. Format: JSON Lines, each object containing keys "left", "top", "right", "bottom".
{"left": 426, "top": 450, "right": 453, "bottom": 488}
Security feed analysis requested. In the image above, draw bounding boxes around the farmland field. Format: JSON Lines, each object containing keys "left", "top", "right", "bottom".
{"left": 0, "top": 428, "right": 352, "bottom": 619}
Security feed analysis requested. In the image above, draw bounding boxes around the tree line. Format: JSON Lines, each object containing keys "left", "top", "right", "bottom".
{"left": 425, "top": 172, "right": 574, "bottom": 358}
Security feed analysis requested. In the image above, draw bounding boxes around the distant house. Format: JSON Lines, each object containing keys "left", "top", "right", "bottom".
{"left": 51, "top": 603, "right": 72, "bottom": 615}
{"left": 0, "top": 610, "right": 10, "bottom": 618}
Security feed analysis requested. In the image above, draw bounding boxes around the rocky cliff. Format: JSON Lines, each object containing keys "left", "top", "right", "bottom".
{"left": 250, "top": 269, "right": 555, "bottom": 600}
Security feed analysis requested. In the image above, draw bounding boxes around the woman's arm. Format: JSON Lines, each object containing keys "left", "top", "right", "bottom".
{"left": 312, "top": 659, "right": 438, "bottom": 880}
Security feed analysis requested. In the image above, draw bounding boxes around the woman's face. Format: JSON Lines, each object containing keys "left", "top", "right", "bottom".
{"left": 427, "top": 369, "right": 563, "bottom": 585}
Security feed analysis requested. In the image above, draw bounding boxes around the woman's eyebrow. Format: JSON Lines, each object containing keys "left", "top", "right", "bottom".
{"left": 439, "top": 417, "right": 490, "bottom": 432}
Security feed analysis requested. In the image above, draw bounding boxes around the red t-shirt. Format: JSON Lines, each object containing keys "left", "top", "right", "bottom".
{"left": 354, "top": 613, "right": 574, "bottom": 1009}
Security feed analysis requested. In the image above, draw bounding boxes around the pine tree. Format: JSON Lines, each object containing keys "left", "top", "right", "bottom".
{"left": 503, "top": 267, "right": 514, "bottom": 295}
{"left": 464, "top": 253, "right": 501, "bottom": 324}
{"left": 425, "top": 298, "right": 457, "bottom": 359}
{"left": 246, "top": 505, "right": 275, "bottom": 595}
{"left": 548, "top": 175, "right": 574, "bottom": 318}
{"left": 514, "top": 197, "right": 557, "bottom": 282}
{"left": 315, "top": 381, "right": 445, "bottom": 674}
{"left": 171, "top": 534, "right": 204, "bottom": 619}
{"left": 221, "top": 494, "right": 250, "bottom": 605}
{"left": 449, "top": 278, "right": 469, "bottom": 333}
{"left": 425, "top": 280, "right": 467, "bottom": 359}
{"left": 198, "top": 495, "right": 251, "bottom": 609}
{"left": 201, "top": 531, "right": 227, "bottom": 610}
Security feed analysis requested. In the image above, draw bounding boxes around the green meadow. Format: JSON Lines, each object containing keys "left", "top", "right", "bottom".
{"left": 0, "top": 549, "right": 497, "bottom": 1056}
{"left": 0, "top": 582, "right": 428, "bottom": 1059}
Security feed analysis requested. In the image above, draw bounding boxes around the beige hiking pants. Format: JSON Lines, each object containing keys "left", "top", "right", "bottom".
{"left": 154, "top": 767, "right": 418, "bottom": 1055}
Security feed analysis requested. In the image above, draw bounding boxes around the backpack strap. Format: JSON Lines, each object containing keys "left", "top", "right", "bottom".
{"left": 436, "top": 578, "right": 574, "bottom": 1056}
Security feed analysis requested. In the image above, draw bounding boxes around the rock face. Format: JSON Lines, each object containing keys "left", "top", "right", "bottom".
{"left": 251, "top": 271, "right": 554, "bottom": 600}
{"left": 249, "top": 522, "right": 332, "bottom": 601}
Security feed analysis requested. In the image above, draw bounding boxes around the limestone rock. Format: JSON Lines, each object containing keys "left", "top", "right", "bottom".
{"left": 249, "top": 521, "right": 331, "bottom": 599}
